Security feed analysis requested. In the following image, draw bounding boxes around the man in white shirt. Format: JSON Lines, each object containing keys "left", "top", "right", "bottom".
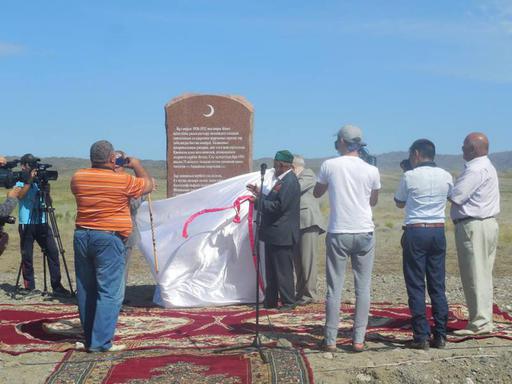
{"left": 394, "top": 139, "right": 453, "bottom": 349}
{"left": 450, "top": 132, "right": 500, "bottom": 336}
{"left": 313, "top": 124, "right": 380, "bottom": 352}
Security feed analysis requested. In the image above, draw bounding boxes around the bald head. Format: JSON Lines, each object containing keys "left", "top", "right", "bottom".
{"left": 463, "top": 132, "right": 489, "bottom": 161}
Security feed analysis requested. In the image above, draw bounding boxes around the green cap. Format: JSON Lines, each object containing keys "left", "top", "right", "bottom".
{"left": 274, "top": 150, "right": 294, "bottom": 163}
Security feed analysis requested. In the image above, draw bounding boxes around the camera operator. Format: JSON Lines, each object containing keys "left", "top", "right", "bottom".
{"left": 15, "top": 153, "right": 70, "bottom": 295}
{"left": 0, "top": 156, "right": 22, "bottom": 216}
{"left": 0, "top": 156, "right": 22, "bottom": 256}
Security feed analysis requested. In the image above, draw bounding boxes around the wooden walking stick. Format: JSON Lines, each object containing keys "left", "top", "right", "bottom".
{"left": 147, "top": 193, "right": 159, "bottom": 273}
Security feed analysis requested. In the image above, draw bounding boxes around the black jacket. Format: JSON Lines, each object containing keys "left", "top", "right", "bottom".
{"left": 259, "top": 171, "right": 301, "bottom": 246}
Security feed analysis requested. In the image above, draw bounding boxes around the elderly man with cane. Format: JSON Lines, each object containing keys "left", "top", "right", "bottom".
{"left": 292, "top": 154, "right": 325, "bottom": 305}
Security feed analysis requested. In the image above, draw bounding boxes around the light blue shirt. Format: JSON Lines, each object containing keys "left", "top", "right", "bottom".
{"left": 394, "top": 164, "right": 453, "bottom": 225}
{"left": 16, "top": 181, "right": 46, "bottom": 224}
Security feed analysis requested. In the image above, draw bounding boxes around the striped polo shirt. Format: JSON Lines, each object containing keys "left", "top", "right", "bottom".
{"left": 71, "top": 168, "right": 146, "bottom": 237}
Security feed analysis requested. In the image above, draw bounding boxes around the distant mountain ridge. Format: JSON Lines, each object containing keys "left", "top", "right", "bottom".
{"left": 254, "top": 151, "right": 512, "bottom": 173}
{"left": 5, "top": 151, "right": 512, "bottom": 176}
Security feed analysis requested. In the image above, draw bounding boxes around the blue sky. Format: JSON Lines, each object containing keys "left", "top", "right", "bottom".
{"left": 1, "top": 1, "right": 511, "bottom": 160}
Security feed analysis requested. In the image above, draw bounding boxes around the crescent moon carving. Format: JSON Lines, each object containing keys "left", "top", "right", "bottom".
{"left": 203, "top": 104, "right": 215, "bottom": 117}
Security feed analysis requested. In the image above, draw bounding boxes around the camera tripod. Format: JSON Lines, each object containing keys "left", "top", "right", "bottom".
{"left": 13, "top": 181, "right": 74, "bottom": 297}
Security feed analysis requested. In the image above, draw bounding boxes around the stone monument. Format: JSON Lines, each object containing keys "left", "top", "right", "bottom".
{"left": 165, "top": 94, "right": 253, "bottom": 197}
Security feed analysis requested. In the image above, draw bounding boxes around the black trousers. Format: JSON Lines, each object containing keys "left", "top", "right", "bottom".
{"left": 264, "top": 243, "right": 296, "bottom": 307}
{"left": 402, "top": 227, "right": 448, "bottom": 341}
{"left": 19, "top": 224, "right": 62, "bottom": 290}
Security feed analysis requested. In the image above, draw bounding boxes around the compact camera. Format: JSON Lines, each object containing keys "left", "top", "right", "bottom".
{"left": 115, "top": 156, "right": 129, "bottom": 167}
{"left": 400, "top": 159, "right": 413, "bottom": 172}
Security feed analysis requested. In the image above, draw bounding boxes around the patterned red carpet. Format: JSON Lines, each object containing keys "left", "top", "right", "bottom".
{"left": 1, "top": 302, "right": 512, "bottom": 383}
{"left": 45, "top": 348, "right": 311, "bottom": 384}
{"left": 1, "top": 302, "right": 512, "bottom": 355}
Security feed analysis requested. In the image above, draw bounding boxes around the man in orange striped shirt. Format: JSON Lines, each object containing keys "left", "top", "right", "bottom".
{"left": 71, "top": 140, "right": 153, "bottom": 352}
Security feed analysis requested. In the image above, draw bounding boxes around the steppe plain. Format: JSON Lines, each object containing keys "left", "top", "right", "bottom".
{"left": 1, "top": 162, "right": 511, "bottom": 384}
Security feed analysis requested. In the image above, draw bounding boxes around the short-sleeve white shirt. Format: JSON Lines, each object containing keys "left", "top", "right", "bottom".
{"left": 317, "top": 156, "right": 380, "bottom": 233}
{"left": 394, "top": 164, "right": 453, "bottom": 224}
{"left": 450, "top": 156, "right": 500, "bottom": 220}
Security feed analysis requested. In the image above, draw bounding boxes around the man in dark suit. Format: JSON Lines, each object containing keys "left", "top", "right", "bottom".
{"left": 247, "top": 150, "right": 301, "bottom": 311}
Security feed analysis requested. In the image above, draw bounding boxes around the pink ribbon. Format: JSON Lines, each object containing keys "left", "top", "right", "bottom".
{"left": 182, "top": 195, "right": 264, "bottom": 292}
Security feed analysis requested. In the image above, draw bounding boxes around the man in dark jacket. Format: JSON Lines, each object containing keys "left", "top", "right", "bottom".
{"left": 247, "top": 150, "right": 301, "bottom": 311}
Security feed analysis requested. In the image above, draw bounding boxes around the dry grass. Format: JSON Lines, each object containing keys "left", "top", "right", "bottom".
{"left": 1, "top": 172, "right": 510, "bottom": 282}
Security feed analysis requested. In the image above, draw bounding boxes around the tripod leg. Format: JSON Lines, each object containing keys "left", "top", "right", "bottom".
{"left": 14, "top": 262, "right": 22, "bottom": 293}
{"left": 42, "top": 250, "right": 48, "bottom": 295}
{"left": 48, "top": 207, "right": 74, "bottom": 295}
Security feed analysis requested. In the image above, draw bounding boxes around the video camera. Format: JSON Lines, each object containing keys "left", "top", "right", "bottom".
{"left": 0, "top": 215, "right": 16, "bottom": 226}
{"left": 0, "top": 160, "right": 25, "bottom": 188}
{"left": 0, "top": 156, "right": 59, "bottom": 188}
{"left": 358, "top": 147, "right": 377, "bottom": 166}
{"left": 31, "top": 163, "right": 58, "bottom": 184}
{"left": 334, "top": 139, "right": 377, "bottom": 166}
{"left": 20, "top": 154, "right": 58, "bottom": 185}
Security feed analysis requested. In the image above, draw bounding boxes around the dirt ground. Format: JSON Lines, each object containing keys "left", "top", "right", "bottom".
{"left": 1, "top": 172, "right": 511, "bottom": 383}
{"left": 1, "top": 245, "right": 512, "bottom": 384}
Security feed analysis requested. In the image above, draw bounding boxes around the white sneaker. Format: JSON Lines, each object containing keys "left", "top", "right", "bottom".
{"left": 75, "top": 342, "right": 86, "bottom": 350}
{"left": 104, "top": 344, "right": 127, "bottom": 352}
{"left": 453, "top": 326, "right": 493, "bottom": 336}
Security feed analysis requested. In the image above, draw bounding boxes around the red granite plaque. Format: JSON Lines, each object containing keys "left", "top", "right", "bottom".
{"left": 165, "top": 94, "right": 254, "bottom": 197}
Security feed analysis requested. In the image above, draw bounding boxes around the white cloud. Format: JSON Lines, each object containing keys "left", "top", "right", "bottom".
{"left": 479, "top": 0, "right": 512, "bottom": 34}
{"left": 0, "top": 42, "right": 24, "bottom": 56}
{"left": 335, "top": 5, "right": 512, "bottom": 84}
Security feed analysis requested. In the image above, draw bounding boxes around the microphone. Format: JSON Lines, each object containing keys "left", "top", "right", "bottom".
{"left": 260, "top": 163, "right": 267, "bottom": 176}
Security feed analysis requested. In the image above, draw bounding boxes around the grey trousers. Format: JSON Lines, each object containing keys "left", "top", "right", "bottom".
{"left": 455, "top": 218, "right": 499, "bottom": 331}
{"left": 294, "top": 227, "right": 320, "bottom": 303}
{"left": 324, "top": 232, "right": 375, "bottom": 345}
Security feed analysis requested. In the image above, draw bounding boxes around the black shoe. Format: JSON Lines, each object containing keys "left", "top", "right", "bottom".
{"left": 18, "top": 287, "right": 39, "bottom": 296}
{"left": 278, "top": 304, "right": 297, "bottom": 312}
{"left": 52, "top": 284, "right": 71, "bottom": 296}
{"left": 404, "top": 339, "right": 430, "bottom": 350}
{"left": 431, "top": 336, "right": 447, "bottom": 349}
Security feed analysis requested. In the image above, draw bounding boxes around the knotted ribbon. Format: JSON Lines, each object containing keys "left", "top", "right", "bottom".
{"left": 182, "top": 195, "right": 264, "bottom": 292}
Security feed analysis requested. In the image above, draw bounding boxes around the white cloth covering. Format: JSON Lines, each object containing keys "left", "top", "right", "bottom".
{"left": 136, "top": 169, "right": 275, "bottom": 308}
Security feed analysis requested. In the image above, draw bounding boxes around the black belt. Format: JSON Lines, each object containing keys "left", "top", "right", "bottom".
{"left": 453, "top": 216, "right": 494, "bottom": 225}
{"left": 75, "top": 226, "right": 126, "bottom": 241}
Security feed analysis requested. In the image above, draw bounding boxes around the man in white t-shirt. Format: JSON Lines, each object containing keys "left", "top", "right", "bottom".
{"left": 313, "top": 124, "right": 380, "bottom": 352}
{"left": 394, "top": 139, "right": 453, "bottom": 350}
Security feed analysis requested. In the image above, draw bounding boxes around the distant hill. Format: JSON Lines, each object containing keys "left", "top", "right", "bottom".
{"left": 255, "top": 151, "right": 512, "bottom": 173}
{"left": 4, "top": 151, "right": 512, "bottom": 177}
